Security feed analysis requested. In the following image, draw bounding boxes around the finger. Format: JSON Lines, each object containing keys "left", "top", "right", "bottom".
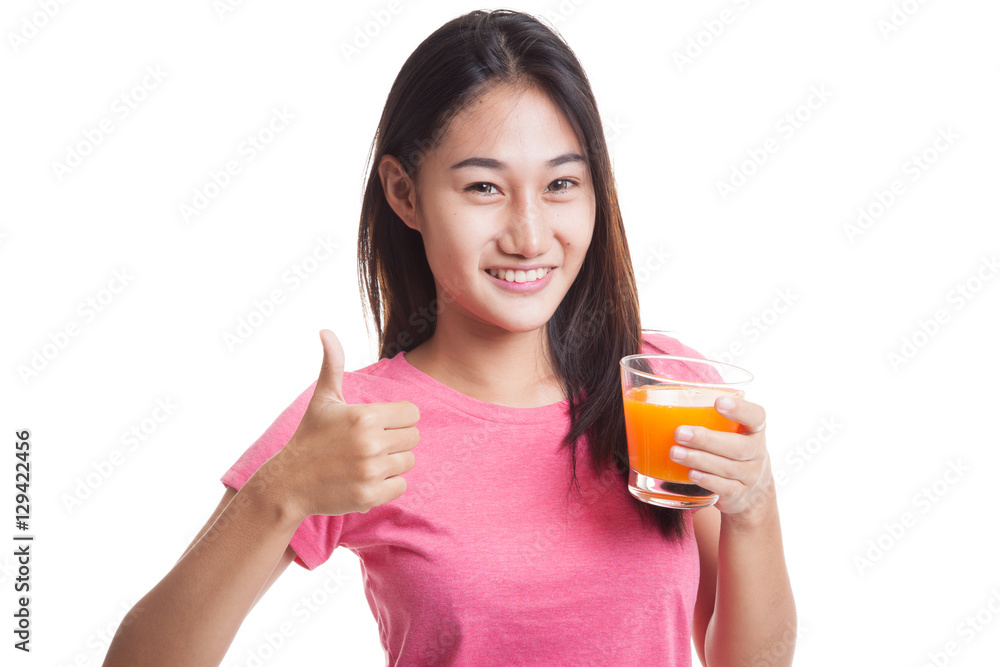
{"left": 671, "top": 443, "right": 747, "bottom": 482}
{"left": 379, "top": 425, "right": 420, "bottom": 454}
{"left": 715, "top": 395, "right": 766, "bottom": 434}
{"left": 375, "top": 475, "right": 408, "bottom": 506}
{"left": 684, "top": 467, "right": 743, "bottom": 498}
{"left": 674, "top": 426, "right": 756, "bottom": 462}
{"left": 363, "top": 401, "right": 421, "bottom": 430}
{"left": 316, "top": 329, "right": 347, "bottom": 404}
{"left": 383, "top": 450, "right": 416, "bottom": 478}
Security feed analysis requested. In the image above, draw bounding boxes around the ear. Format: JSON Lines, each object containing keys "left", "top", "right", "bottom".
{"left": 378, "top": 155, "right": 419, "bottom": 232}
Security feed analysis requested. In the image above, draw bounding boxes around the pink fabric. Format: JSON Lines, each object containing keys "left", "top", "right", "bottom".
{"left": 221, "top": 332, "right": 705, "bottom": 665}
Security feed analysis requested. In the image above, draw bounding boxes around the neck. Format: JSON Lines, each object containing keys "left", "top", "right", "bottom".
{"left": 404, "top": 316, "right": 566, "bottom": 409}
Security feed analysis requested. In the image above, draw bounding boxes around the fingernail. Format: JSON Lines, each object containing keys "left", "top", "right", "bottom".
{"left": 718, "top": 396, "right": 735, "bottom": 411}
{"left": 676, "top": 426, "right": 693, "bottom": 442}
{"left": 689, "top": 469, "right": 703, "bottom": 481}
{"left": 671, "top": 445, "right": 687, "bottom": 461}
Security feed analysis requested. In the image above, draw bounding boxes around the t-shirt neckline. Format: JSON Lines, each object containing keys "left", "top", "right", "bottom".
{"left": 392, "top": 350, "right": 570, "bottom": 424}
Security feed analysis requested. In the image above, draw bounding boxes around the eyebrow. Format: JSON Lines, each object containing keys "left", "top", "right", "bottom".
{"left": 449, "top": 152, "right": 586, "bottom": 171}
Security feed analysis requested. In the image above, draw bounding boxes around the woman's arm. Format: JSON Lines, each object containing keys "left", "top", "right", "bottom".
{"left": 104, "top": 328, "right": 421, "bottom": 666}
{"left": 103, "top": 479, "right": 301, "bottom": 667}
{"left": 678, "top": 395, "right": 796, "bottom": 666}
{"left": 693, "top": 499, "right": 797, "bottom": 667}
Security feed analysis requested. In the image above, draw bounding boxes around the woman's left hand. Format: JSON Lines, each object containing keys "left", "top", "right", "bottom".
{"left": 670, "top": 395, "right": 775, "bottom": 522}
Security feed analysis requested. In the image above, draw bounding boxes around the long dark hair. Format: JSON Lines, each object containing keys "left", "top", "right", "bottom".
{"left": 357, "top": 9, "right": 684, "bottom": 540}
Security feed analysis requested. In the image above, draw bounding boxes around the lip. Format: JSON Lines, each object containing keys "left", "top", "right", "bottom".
{"left": 485, "top": 265, "right": 554, "bottom": 271}
{"left": 485, "top": 267, "right": 556, "bottom": 293}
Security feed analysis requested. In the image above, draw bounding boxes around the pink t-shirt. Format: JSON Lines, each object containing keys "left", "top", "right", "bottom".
{"left": 221, "top": 332, "right": 704, "bottom": 665}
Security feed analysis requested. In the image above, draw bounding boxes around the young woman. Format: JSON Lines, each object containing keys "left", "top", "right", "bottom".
{"left": 105, "top": 9, "right": 795, "bottom": 666}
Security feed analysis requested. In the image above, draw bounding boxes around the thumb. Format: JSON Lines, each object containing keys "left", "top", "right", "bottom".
{"left": 315, "top": 329, "right": 347, "bottom": 404}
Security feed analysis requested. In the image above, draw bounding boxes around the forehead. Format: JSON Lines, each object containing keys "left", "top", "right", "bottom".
{"left": 434, "top": 83, "right": 583, "bottom": 164}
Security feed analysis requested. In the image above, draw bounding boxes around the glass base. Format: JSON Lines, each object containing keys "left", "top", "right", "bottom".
{"left": 628, "top": 469, "right": 719, "bottom": 509}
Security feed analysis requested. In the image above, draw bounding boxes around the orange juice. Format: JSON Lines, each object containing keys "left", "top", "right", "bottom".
{"left": 623, "top": 386, "right": 743, "bottom": 483}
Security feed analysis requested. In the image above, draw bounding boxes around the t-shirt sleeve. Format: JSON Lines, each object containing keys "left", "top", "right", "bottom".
{"left": 641, "top": 332, "right": 729, "bottom": 516}
{"left": 220, "top": 379, "right": 345, "bottom": 571}
{"left": 640, "top": 332, "right": 726, "bottom": 384}
{"left": 641, "top": 331, "right": 707, "bottom": 359}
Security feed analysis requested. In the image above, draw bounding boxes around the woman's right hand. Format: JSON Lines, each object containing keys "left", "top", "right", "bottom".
{"left": 253, "top": 329, "right": 420, "bottom": 521}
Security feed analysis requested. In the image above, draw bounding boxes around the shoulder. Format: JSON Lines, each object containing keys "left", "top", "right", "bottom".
{"left": 640, "top": 331, "right": 709, "bottom": 359}
{"left": 282, "top": 354, "right": 409, "bottom": 411}
{"left": 337, "top": 352, "right": 419, "bottom": 405}
{"left": 639, "top": 332, "right": 726, "bottom": 383}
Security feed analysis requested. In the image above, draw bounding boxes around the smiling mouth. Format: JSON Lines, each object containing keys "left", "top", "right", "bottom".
{"left": 485, "top": 267, "right": 553, "bottom": 283}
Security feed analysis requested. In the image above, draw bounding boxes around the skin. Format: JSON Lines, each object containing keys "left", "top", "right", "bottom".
{"left": 381, "top": 82, "right": 796, "bottom": 665}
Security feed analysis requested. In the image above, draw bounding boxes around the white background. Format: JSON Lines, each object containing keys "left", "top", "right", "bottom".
{"left": 2, "top": 0, "right": 999, "bottom": 665}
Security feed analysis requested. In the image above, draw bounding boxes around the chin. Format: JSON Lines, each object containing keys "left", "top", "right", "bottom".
{"left": 494, "top": 311, "right": 557, "bottom": 333}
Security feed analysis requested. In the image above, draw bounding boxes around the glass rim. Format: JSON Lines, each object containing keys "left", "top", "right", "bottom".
{"left": 620, "top": 354, "right": 753, "bottom": 387}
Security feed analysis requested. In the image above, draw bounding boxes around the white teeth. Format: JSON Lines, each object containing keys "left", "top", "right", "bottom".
{"left": 487, "top": 267, "right": 551, "bottom": 282}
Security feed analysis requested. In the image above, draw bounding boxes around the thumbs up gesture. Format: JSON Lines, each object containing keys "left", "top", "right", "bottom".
{"left": 259, "top": 329, "right": 420, "bottom": 521}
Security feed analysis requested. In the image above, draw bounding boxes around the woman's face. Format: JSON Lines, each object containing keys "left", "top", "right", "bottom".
{"left": 384, "top": 83, "right": 596, "bottom": 336}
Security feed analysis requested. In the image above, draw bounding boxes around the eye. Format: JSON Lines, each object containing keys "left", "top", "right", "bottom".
{"left": 465, "top": 182, "right": 500, "bottom": 197}
{"left": 547, "top": 178, "right": 580, "bottom": 194}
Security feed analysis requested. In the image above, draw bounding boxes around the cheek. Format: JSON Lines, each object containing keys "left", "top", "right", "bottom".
{"left": 567, "top": 213, "right": 595, "bottom": 256}
{"left": 421, "top": 217, "right": 484, "bottom": 269}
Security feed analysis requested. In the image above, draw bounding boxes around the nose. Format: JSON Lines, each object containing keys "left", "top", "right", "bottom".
{"left": 498, "top": 194, "right": 551, "bottom": 259}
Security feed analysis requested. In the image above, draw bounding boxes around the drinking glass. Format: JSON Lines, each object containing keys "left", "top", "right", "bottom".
{"left": 620, "top": 353, "right": 753, "bottom": 508}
